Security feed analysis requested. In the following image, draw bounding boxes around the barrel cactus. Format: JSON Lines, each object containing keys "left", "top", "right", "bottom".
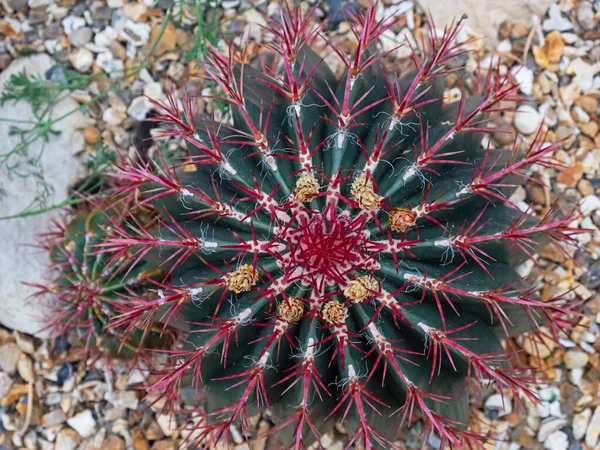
{"left": 68, "top": 3, "right": 582, "bottom": 448}
{"left": 34, "top": 205, "right": 175, "bottom": 360}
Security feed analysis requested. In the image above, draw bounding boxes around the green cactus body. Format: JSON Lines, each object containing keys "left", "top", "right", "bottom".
{"left": 38, "top": 208, "right": 175, "bottom": 359}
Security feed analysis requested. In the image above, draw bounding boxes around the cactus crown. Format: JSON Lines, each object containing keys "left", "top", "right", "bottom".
{"left": 46, "top": 3, "right": 585, "bottom": 449}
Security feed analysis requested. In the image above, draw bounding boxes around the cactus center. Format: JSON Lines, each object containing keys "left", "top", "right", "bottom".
{"left": 282, "top": 213, "right": 374, "bottom": 289}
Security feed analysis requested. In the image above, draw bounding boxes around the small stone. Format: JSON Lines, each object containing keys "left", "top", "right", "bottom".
{"left": 107, "top": 435, "right": 126, "bottom": 450}
{"left": 103, "top": 105, "right": 127, "bottom": 127}
{"left": 577, "top": 1, "right": 595, "bottom": 30}
{"left": 107, "top": 0, "right": 123, "bottom": 7}
{"left": 127, "top": 96, "right": 150, "bottom": 121}
{"left": 573, "top": 408, "right": 591, "bottom": 440}
{"left": 580, "top": 195, "right": 600, "bottom": 216}
{"left": 42, "top": 409, "right": 67, "bottom": 427}
{"left": 582, "top": 261, "right": 600, "bottom": 289}
{"left": 544, "top": 431, "right": 568, "bottom": 450}
{"left": 120, "top": 20, "right": 150, "bottom": 47}
{"left": 14, "top": 332, "right": 35, "bottom": 354}
{"left": 151, "top": 440, "right": 174, "bottom": 450}
{"left": 132, "top": 429, "right": 150, "bottom": 450}
{"left": 574, "top": 96, "right": 598, "bottom": 115}
{"left": 17, "top": 354, "right": 34, "bottom": 383}
{"left": 567, "top": 58, "right": 596, "bottom": 93}
{"left": 485, "top": 393, "right": 513, "bottom": 417}
{"left": 55, "top": 428, "right": 81, "bottom": 450}
{"left": 511, "top": 22, "right": 529, "bottom": 38}
{"left": 149, "top": 22, "right": 177, "bottom": 55}
{"left": 0, "top": 343, "right": 22, "bottom": 374}
{"left": 565, "top": 350, "right": 590, "bottom": 369}
{"left": 167, "top": 61, "right": 185, "bottom": 81}
{"left": 144, "top": 420, "right": 164, "bottom": 440}
{"left": 156, "top": 414, "right": 177, "bottom": 437}
{"left": 557, "top": 163, "right": 584, "bottom": 187}
{"left": 123, "top": 2, "right": 146, "bottom": 20}
{"left": 108, "top": 40, "right": 127, "bottom": 60}
{"left": 514, "top": 105, "right": 542, "bottom": 135}
{"left": 545, "top": 31, "right": 564, "bottom": 63}
{"left": 559, "top": 83, "right": 581, "bottom": 107}
{"left": 61, "top": 15, "right": 86, "bottom": 35}
{"left": 0, "top": 372, "right": 13, "bottom": 398}
{"left": 0, "top": 383, "right": 28, "bottom": 406}
{"left": 69, "top": 48, "right": 94, "bottom": 73}
{"left": 66, "top": 410, "right": 97, "bottom": 438}
{"left": 83, "top": 127, "right": 101, "bottom": 144}
{"left": 511, "top": 65, "right": 534, "bottom": 95}
{"left": 104, "top": 390, "right": 139, "bottom": 410}
{"left": 586, "top": 407, "right": 600, "bottom": 447}
{"left": 581, "top": 121, "right": 598, "bottom": 138}
{"left": 533, "top": 45, "right": 550, "bottom": 69}
{"left": 68, "top": 26, "right": 92, "bottom": 47}
{"left": 538, "top": 418, "right": 568, "bottom": 442}
{"left": 543, "top": 4, "right": 573, "bottom": 32}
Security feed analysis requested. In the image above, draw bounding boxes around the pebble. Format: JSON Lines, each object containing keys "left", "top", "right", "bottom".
{"left": 544, "top": 431, "right": 569, "bottom": 450}
{"left": 68, "top": 26, "right": 92, "bottom": 47}
{"left": 514, "top": 105, "right": 542, "bottom": 135}
{"left": 119, "top": 20, "right": 150, "bottom": 47}
{"left": 127, "top": 96, "right": 150, "bottom": 120}
{"left": 104, "top": 390, "right": 139, "bottom": 410}
{"left": 83, "top": 127, "right": 101, "bottom": 144}
{"left": 565, "top": 350, "right": 589, "bottom": 369}
{"left": 17, "top": 354, "right": 34, "bottom": 382}
{"left": 573, "top": 408, "right": 591, "bottom": 440}
{"left": 102, "top": 105, "right": 127, "bottom": 127}
{"left": 107, "top": 435, "right": 126, "bottom": 450}
{"left": 14, "top": 332, "right": 35, "bottom": 354}
{"left": 107, "top": 0, "right": 123, "bottom": 8}
{"left": 0, "top": 343, "right": 22, "bottom": 375}
{"left": 66, "top": 410, "right": 97, "bottom": 438}
{"left": 70, "top": 48, "right": 94, "bottom": 73}
{"left": 586, "top": 407, "right": 600, "bottom": 447}
{"left": 511, "top": 65, "right": 534, "bottom": 95}
{"left": 0, "top": 372, "right": 13, "bottom": 398}
{"left": 484, "top": 393, "right": 513, "bottom": 417}
{"left": 576, "top": 1, "right": 595, "bottom": 30}
{"left": 55, "top": 428, "right": 81, "bottom": 450}
{"left": 61, "top": 15, "right": 86, "bottom": 35}
{"left": 538, "top": 418, "right": 568, "bottom": 442}
{"left": 42, "top": 409, "right": 67, "bottom": 427}
{"left": 580, "top": 195, "right": 600, "bottom": 216}
{"left": 543, "top": 4, "right": 573, "bottom": 31}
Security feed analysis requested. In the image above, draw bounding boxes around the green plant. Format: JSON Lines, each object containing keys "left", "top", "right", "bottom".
{"left": 49, "top": 3, "right": 583, "bottom": 448}
{"left": 31, "top": 204, "right": 176, "bottom": 359}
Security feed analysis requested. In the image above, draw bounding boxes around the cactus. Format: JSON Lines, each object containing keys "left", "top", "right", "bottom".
{"left": 59, "top": 3, "right": 584, "bottom": 449}
{"left": 33, "top": 206, "right": 176, "bottom": 360}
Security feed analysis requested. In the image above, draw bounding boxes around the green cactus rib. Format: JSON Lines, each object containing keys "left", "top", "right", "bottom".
{"left": 34, "top": 208, "right": 175, "bottom": 359}
{"left": 64, "top": 3, "right": 584, "bottom": 449}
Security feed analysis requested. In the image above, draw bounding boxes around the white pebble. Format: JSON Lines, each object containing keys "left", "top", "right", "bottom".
{"left": 573, "top": 408, "right": 591, "bottom": 440}
{"left": 66, "top": 410, "right": 97, "bottom": 438}
{"left": 580, "top": 195, "right": 600, "bottom": 216}
{"left": 544, "top": 431, "right": 568, "bottom": 450}
{"left": 484, "top": 393, "right": 513, "bottom": 417}
{"left": 586, "top": 407, "right": 600, "bottom": 447}
{"left": 511, "top": 65, "right": 534, "bottom": 96}
{"left": 514, "top": 105, "right": 542, "bottom": 135}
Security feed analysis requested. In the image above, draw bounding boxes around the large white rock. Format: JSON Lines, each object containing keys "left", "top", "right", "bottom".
{"left": 416, "top": 0, "right": 553, "bottom": 46}
{"left": 0, "top": 54, "right": 85, "bottom": 337}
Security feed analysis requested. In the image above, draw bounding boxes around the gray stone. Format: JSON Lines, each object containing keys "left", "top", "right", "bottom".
{"left": 68, "top": 27, "right": 92, "bottom": 47}
{"left": 415, "top": 0, "right": 552, "bottom": 46}
{"left": 0, "top": 343, "right": 22, "bottom": 374}
{"left": 0, "top": 54, "right": 85, "bottom": 337}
